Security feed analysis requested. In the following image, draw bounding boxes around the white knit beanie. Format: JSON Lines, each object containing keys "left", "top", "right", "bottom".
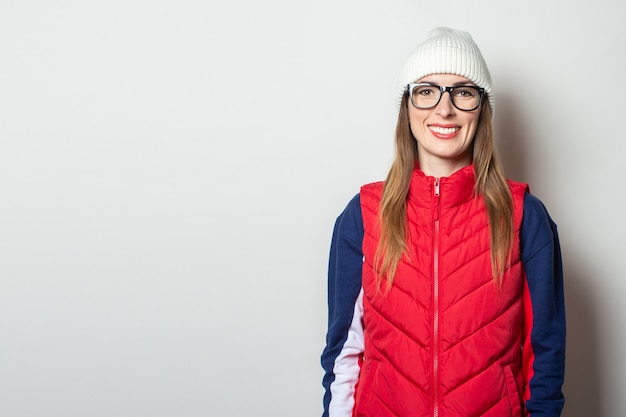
{"left": 397, "top": 27, "right": 494, "bottom": 116}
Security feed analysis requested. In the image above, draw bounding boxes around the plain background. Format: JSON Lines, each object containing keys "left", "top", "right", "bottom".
{"left": 0, "top": 1, "right": 624, "bottom": 416}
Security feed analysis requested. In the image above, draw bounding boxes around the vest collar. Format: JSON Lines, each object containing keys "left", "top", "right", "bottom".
{"left": 408, "top": 164, "right": 477, "bottom": 208}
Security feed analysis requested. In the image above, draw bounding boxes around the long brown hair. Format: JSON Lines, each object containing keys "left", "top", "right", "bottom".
{"left": 374, "top": 93, "right": 513, "bottom": 291}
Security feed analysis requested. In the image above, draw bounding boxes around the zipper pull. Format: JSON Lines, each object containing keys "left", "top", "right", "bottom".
{"left": 433, "top": 178, "right": 440, "bottom": 221}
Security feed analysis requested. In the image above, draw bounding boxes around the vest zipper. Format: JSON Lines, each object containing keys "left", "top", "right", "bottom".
{"left": 432, "top": 177, "right": 441, "bottom": 417}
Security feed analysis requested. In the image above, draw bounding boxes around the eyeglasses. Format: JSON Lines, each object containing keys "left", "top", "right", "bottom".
{"left": 406, "top": 83, "right": 485, "bottom": 111}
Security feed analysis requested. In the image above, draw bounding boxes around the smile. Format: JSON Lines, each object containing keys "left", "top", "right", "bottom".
{"left": 429, "top": 125, "right": 460, "bottom": 135}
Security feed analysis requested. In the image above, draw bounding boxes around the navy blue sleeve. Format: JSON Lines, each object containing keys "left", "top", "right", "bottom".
{"left": 321, "top": 194, "right": 364, "bottom": 417}
{"left": 520, "top": 193, "right": 566, "bottom": 417}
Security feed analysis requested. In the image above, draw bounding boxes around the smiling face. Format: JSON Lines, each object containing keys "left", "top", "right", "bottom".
{"left": 408, "top": 74, "right": 482, "bottom": 177}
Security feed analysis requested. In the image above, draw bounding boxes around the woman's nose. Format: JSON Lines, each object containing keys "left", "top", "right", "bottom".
{"left": 435, "top": 92, "right": 455, "bottom": 117}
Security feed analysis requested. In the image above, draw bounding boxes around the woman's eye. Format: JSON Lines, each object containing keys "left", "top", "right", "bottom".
{"left": 456, "top": 88, "right": 475, "bottom": 97}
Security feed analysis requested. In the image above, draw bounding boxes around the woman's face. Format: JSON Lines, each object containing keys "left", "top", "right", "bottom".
{"left": 408, "top": 74, "right": 481, "bottom": 176}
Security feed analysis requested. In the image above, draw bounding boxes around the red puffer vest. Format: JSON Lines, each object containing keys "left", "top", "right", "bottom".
{"left": 357, "top": 165, "right": 528, "bottom": 417}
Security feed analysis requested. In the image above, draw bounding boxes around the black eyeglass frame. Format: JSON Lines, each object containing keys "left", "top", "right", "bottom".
{"left": 406, "top": 83, "right": 485, "bottom": 111}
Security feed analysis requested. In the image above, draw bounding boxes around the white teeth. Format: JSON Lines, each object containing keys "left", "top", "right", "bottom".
{"left": 429, "top": 126, "right": 459, "bottom": 134}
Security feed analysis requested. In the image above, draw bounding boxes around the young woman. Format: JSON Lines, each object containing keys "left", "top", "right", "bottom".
{"left": 321, "top": 27, "right": 565, "bottom": 417}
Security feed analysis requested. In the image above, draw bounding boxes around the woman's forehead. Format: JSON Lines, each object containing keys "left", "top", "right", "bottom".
{"left": 416, "top": 74, "right": 474, "bottom": 85}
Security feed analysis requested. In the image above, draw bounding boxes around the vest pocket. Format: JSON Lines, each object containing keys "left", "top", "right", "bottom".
{"left": 503, "top": 365, "right": 522, "bottom": 417}
{"left": 354, "top": 358, "right": 380, "bottom": 416}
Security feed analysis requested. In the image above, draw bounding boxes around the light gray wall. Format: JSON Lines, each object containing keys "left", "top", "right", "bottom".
{"left": 0, "top": 1, "right": 624, "bottom": 416}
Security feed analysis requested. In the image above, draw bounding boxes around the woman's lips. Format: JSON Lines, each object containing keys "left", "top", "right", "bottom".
{"left": 428, "top": 124, "right": 461, "bottom": 139}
